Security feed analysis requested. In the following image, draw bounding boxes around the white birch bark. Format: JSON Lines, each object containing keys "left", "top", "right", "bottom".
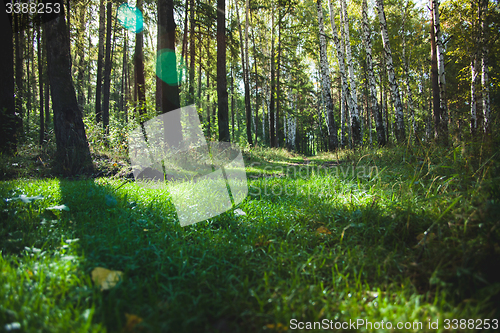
{"left": 326, "top": 0, "right": 351, "bottom": 148}
{"left": 471, "top": 56, "right": 478, "bottom": 134}
{"left": 340, "top": 0, "right": 361, "bottom": 146}
{"left": 432, "top": 0, "right": 448, "bottom": 138}
{"left": 361, "top": 0, "right": 385, "bottom": 146}
{"left": 481, "top": 0, "right": 491, "bottom": 134}
{"left": 375, "top": 0, "right": 405, "bottom": 142}
{"left": 402, "top": 0, "right": 416, "bottom": 142}
{"left": 317, "top": 0, "right": 338, "bottom": 149}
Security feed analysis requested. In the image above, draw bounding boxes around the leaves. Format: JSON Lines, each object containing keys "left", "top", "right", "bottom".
{"left": 46, "top": 204, "right": 70, "bottom": 211}
{"left": 91, "top": 267, "right": 124, "bottom": 291}
{"left": 123, "top": 313, "right": 143, "bottom": 332}
{"left": 316, "top": 226, "right": 332, "bottom": 235}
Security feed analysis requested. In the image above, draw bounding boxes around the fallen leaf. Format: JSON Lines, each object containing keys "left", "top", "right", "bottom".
{"left": 91, "top": 267, "right": 123, "bottom": 291}
{"left": 316, "top": 226, "right": 332, "bottom": 235}
{"left": 414, "top": 232, "right": 436, "bottom": 248}
{"left": 123, "top": 313, "right": 143, "bottom": 332}
{"left": 46, "top": 204, "right": 70, "bottom": 211}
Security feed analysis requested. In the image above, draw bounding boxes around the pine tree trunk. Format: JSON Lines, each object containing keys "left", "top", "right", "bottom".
{"left": 158, "top": 0, "right": 182, "bottom": 147}
{"left": 217, "top": 0, "right": 230, "bottom": 142}
{"left": 0, "top": 8, "right": 17, "bottom": 154}
{"left": 95, "top": 0, "right": 105, "bottom": 123}
{"left": 276, "top": 11, "right": 282, "bottom": 147}
{"left": 135, "top": 0, "right": 146, "bottom": 119}
{"left": 318, "top": 0, "right": 338, "bottom": 150}
{"left": 45, "top": 3, "right": 93, "bottom": 174}
{"left": 102, "top": 1, "right": 113, "bottom": 135}
{"left": 375, "top": 0, "right": 405, "bottom": 143}
{"left": 76, "top": 3, "right": 86, "bottom": 107}
{"left": 244, "top": 0, "right": 253, "bottom": 145}
{"left": 235, "top": 0, "right": 253, "bottom": 145}
{"left": 188, "top": 0, "right": 195, "bottom": 104}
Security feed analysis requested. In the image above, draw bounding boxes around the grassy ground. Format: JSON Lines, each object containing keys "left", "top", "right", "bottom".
{"left": 1, "top": 140, "right": 499, "bottom": 332}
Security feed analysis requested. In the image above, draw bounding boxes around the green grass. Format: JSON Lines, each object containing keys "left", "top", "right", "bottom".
{"left": 1, "top": 141, "right": 499, "bottom": 332}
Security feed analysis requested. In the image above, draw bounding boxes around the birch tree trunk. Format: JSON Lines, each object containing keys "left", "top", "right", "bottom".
{"left": 340, "top": 0, "right": 361, "bottom": 146}
{"left": 327, "top": 0, "right": 350, "bottom": 147}
{"left": 375, "top": 0, "right": 405, "bottom": 143}
{"left": 402, "top": 0, "right": 416, "bottom": 143}
{"left": 361, "top": 0, "right": 385, "bottom": 146}
{"left": 470, "top": 55, "right": 479, "bottom": 135}
{"left": 317, "top": 0, "right": 338, "bottom": 150}
{"left": 431, "top": 0, "right": 448, "bottom": 144}
{"left": 481, "top": 0, "right": 490, "bottom": 135}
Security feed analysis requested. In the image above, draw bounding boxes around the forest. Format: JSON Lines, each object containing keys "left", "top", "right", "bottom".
{"left": 1, "top": 0, "right": 499, "bottom": 332}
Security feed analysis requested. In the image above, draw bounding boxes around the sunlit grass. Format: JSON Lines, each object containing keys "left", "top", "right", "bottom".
{"left": 1, "top": 141, "right": 499, "bottom": 332}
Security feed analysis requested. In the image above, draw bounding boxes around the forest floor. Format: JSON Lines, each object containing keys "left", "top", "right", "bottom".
{"left": 1, "top": 140, "right": 499, "bottom": 332}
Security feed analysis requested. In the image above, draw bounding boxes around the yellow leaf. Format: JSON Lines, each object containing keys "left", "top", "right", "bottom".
{"left": 316, "top": 226, "right": 332, "bottom": 235}
{"left": 414, "top": 233, "right": 436, "bottom": 248}
{"left": 123, "top": 313, "right": 143, "bottom": 332}
{"left": 91, "top": 267, "right": 123, "bottom": 291}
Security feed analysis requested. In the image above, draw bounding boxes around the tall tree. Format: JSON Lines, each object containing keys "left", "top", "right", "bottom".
{"left": 135, "top": 0, "right": 146, "bottom": 119}
{"left": 44, "top": 1, "right": 93, "bottom": 174}
{"left": 375, "top": 0, "right": 405, "bottom": 143}
{"left": 0, "top": 2, "right": 17, "bottom": 154}
{"left": 188, "top": 0, "right": 195, "bottom": 104}
{"left": 95, "top": 0, "right": 106, "bottom": 123}
{"left": 236, "top": 0, "right": 253, "bottom": 145}
{"left": 402, "top": 0, "right": 416, "bottom": 143}
{"left": 431, "top": 0, "right": 448, "bottom": 144}
{"left": 38, "top": 23, "right": 44, "bottom": 147}
{"left": 481, "top": 0, "right": 490, "bottom": 135}
{"left": 158, "top": 0, "right": 182, "bottom": 147}
{"left": 102, "top": 0, "right": 113, "bottom": 135}
{"left": 340, "top": 0, "right": 361, "bottom": 146}
{"left": 217, "top": 0, "right": 230, "bottom": 142}
{"left": 269, "top": 3, "right": 276, "bottom": 147}
{"left": 361, "top": 0, "right": 385, "bottom": 146}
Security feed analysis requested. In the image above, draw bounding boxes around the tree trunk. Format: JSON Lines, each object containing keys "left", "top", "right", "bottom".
{"left": 236, "top": 0, "right": 253, "bottom": 145}
{"left": 95, "top": 0, "right": 105, "bottom": 123}
{"left": 181, "top": 0, "right": 189, "bottom": 63}
{"left": 45, "top": 3, "right": 93, "bottom": 174}
{"left": 0, "top": 8, "right": 17, "bottom": 154}
{"left": 38, "top": 24, "right": 45, "bottom": 147}
{"left": 158, "top": 0, "right": 182, "bottom": 147}
{"left": 481, "top": 0, "right": 490, "bottom": 135}
{"left": 375, "top": 0, "right": 405, "bottom": 143}
{"left": 102, "top": 0, "right": 113, "bottom": 135}
{"left": 276, "top": 10, "right": 282, "bottom": 147}
{"left": 402, "top": 0, "right": 416, "bottom": 143}
{"left": 430, "top": 6, "right": 441, "bottom": 140}
{"left": 327, "top": 0, "right": 350, "bottom": 148}
{"left": 269, "top": 4, "right": 276, "bottom": 147}
{"left": 361, "top": 0, "right": 385, "bottom": 146}
{"left": 340, "top": 0, "right": 361, "bottom": 146}
{"left": 318, "top": 0, "right": 338, "bottom": 150}
{"left": 217, "top": 0, "right": 230, "bottom": 142}
{"left": 432, "top": 0, "right": 448, "bottom": 143}
{"left": 188, "top": 0, "right": 195, "bottom": 104}
{"left": 76, "top": 2, "right": 86, "bottom": 107}
{"left": 135, "top": 0, "right": 146, "bottom": 119}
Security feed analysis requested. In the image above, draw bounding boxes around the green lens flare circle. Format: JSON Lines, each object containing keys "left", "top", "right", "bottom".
{"left": 156, "top": 49, "right": 187, "bottom": 86}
